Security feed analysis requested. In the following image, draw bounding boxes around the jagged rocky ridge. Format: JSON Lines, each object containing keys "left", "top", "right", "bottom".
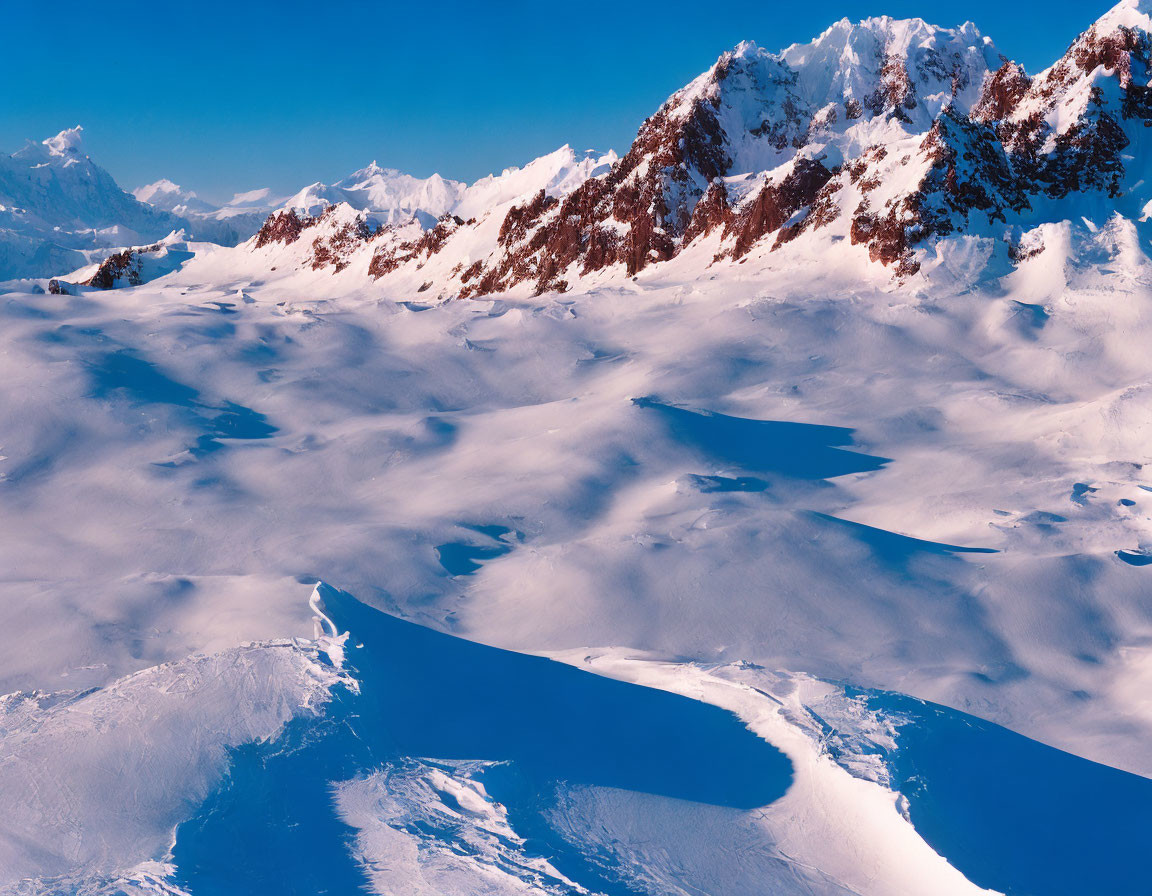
{"left": 0, "top": 127, "right": 291, "bottom": 284}
{"left": 239, "top": 0, "right": 1152, "bottom": 292}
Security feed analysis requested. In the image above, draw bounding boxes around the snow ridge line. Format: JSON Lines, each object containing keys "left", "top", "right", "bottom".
{"left": 309, "top": 583, "right": 349, "bottom": 668}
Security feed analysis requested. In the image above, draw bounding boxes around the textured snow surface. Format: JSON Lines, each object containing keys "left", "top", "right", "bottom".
{"left": 0, "top": 637, "right": 346, "bottom": 890}
{"left": 3, "top": 223, "right": 1152, "bottom": 890}
{"left": 5, "top": 2, "right": 1152, "bottom": 893}
{"left": 4, "top": 585, "right": 1148, "bottom": 894}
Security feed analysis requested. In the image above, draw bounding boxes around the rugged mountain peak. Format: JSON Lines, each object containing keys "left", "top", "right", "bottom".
{"left": 133, "top": 179, "right": 219, "bottom": 217}
{"left": 1095, "top": 0, "right": 1152, "bottom": 33}
{"left": 990, "top": 0, "right": 1152, "bottom": 130}
{"left": 413, "top": 17, "right": 1010, "bottom": 293}
{"left": 134, "top": 178, "right": 187, "bottom": 203}
{"left": 782, "top": 16, "right": 1001, "bottom": 127}
{"left": 214, "top": 5, "right": 1152, "bottom": 299}
{"left": 282, "top": 166, "right": 465, "bottom": 226}
{"left": 0, "top": 128, "right": 195, "bottom": 280}
{"left": 42, "top": 125, "right": 85, "bottom": 158}
{"left": 303, "top": 204, "right": 381, "bottom": 273}
{"left": 971, "top": 61, "right": 1031, "bottom": 123}
{"left": 11, "top": 126, "right": 90, "bottom": 165}
{"left": 254, "top": 207, "right": 317, "bottom": 248}
{"left": 962, "top": 0, "right": 1152, "bottom": 207}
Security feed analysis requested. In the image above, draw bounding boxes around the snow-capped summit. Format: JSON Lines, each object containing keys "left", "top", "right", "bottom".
{"left": 0, "top": 127, "right": 189, "bottom": 281}
{"left": 133, "top": 178, "right": 185, "bottom": 205}
{"left": 41, "top": 125, "right": 85, "bottom": 157}
{"left": 133, "top": 179, "right": 218, "bottom": 216}
{"left": 131, "top": 177, "right": 284, "bottom": 241}
{"left": 227, "top": 186, "right": 278, "bottom": 208}
{"left": 781, "top": 16, "right": 1001, "bottom": 126}
{"left": 283, "top": 165, "right": 466, "bottom": 226}
{"left": 0, "top": 129, "right": 292, "bottom": 283}
{"left": 452, "top": 144, "right": 617, "bottom": 220}
{"left": 1095, "top": 0, "right": 1152, "bottom": 32}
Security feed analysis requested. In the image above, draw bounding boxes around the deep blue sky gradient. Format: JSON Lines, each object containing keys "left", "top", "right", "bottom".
{"left": 1, "top": 0, "right": 1115, "bottom": 202}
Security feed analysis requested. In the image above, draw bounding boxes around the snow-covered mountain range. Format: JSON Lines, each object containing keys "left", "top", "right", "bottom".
{"left": 0, "top": 127, "right": 186, "bottom": 280}
{"left": 5, "top": 3, "right": 1152, "bottom": 895}
{"left": 13, "top": 0, "right": 1152, "bottom": 296}
{"left": 196, "top": 0, "right": 1152, "bottom": 298}
{"left": 0, "top": 126, "right": 282, "bottom": 282}
{"left": 131, "top": 179, "right": 284, "bottom": 243}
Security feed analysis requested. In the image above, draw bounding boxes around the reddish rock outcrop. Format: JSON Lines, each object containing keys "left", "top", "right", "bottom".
{"left": 307, "top": 207, "right": 379, "bottom": 273}
{"left": 683, "top": 181, "right": 734, "bottom": 245}
{"left": 866, "top": 55, "right": 917, "bottom": 120}
{"left": 254, "top": 209, "right": 315, "bottom": 248}
{"left": 498, "top": 189, "right": 558, "bottom": 246}
{"left": 85, "top": 245, "right": 159, "bottom": 289}
{"left": 725, "top": 158, "right": 835, "bottom": 258}
{"left": 973, "top": 62, "right": 1032, "bottom": 122}
{"left": 848, "top": 108, "right": 1031, "bottom": 275}
{"left": 368, "top": 214, "right": 466, "bottom": 281}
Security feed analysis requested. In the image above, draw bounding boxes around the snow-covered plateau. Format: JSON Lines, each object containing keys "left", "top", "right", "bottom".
{"left": 3, "top": 2, "right": 1152, "bottom": 894}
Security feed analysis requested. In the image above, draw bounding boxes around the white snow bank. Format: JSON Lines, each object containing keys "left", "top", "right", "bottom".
{"left": 0, "top": 632, "right": 348, "bottom": 888}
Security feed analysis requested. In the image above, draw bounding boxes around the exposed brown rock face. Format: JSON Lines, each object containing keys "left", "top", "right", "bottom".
{"left": 921, "top": 110, "right": 1030, "bottom": 219}
{"left": 848, "top": 109, "right": 1031, "bottom": 276}
{"left": 791, "top": 179, "right": 844, "bottom": 238}
{"left": 254, "top": 209, "right": 314, "bottom": 248}
{"left": 307, "top": 207, "right": 379, "bottom": 273}
{"left": 850, "top": 205, "right": 924, "bottom": 278}
{"left": 1071, "top": 24, "right": 1145, "bottom": 84}
{"left": 970, "top": 20, "right": 1151, "bottom": 203}
{"left": 85, "top": 245, "right": 159, "bottom": 289}
{"left": 973, "top": 62, "right": 1032, "bottom": 123}
{"left": 1045, "top": 99, "right": 1130, "bottom": 199}
{"left": 368, "top": 214, "right": 466, "bottom": 281}
{"left": 683, "top": 181, "right": 733, "bottom": 245}
{"left": 366, "top": 251, "right": 402, "bottom": 280}
{"left": 452, "top": 46, "right": 802, "bottom": 295}
{"left": 867, "top": 55, "right": 918, "bottom": 120}
{"left": 498, "top": 190, "right": 557, "bottom": 246}
{"left": 831, "top": 16, "right": 1152, "bottom": 275}
{"left": 726, "top": 159, "right": 835, "bottom": 258}
{"left": 847, "top": 145, "right": 888, "bottom": 190}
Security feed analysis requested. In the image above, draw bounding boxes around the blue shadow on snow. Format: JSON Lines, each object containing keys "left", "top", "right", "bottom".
{"left": 634, "top": 397, "right": 889, "bottom": 479}
{"left": 86, "top": 348, "right": 276, "bottom": 456}
{"left": 171, "top": 585, "right": 792, "bottom": 894}
{"left": 809, "top": 512, "right": 998, "bottom": 562}
{"left": 868, "top": 690, "right": 1152, "bottom": 896}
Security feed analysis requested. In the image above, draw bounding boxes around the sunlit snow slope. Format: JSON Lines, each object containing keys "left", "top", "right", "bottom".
{"left": 4, "top": 3, "right": 1152, "bottom": 895}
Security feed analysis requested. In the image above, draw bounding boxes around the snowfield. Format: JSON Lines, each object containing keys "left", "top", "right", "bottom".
{"left": 3, "top": 213, "right": 1152, "bottom": 893}
{"left": 4, "top": 1, "right": 1152, "bottom": 893}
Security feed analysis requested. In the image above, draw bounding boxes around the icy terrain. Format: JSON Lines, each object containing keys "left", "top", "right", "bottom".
{"left": 3, "top": 2, "right": 1152, "bottom": 894}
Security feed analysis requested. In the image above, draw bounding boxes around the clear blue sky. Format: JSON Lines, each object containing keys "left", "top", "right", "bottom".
{"left": 1, "top": 0, "right": 1114, "bottom": 203}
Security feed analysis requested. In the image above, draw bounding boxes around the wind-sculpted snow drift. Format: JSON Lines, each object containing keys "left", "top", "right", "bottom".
{"left": 3, "top": 586, "right": 1149, "bottom": 895}
{"left": 5, "top": 1, "right": 1152, "bottom": 894}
